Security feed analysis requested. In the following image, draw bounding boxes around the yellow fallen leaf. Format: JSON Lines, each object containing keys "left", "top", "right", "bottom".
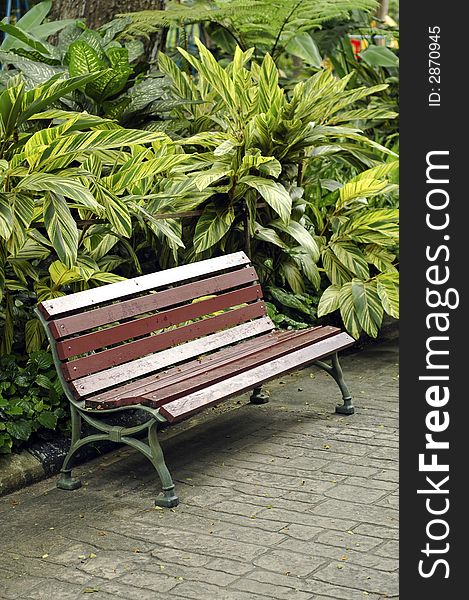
{"left": 41, "top": 554, "right": 49, "bottom": 559}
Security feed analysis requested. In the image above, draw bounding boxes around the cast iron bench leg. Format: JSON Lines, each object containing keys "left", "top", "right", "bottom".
{"left": 250, "top": 386, "right": 270, "bottom": 404}
{"left": 149, "top": 422, "right": 179, "bottom": 508}
{"left": 314, "top": 353, "right": 354, "bottom": 415}
{"left": 57, "top": 403, "right": 83, "bottom": 491}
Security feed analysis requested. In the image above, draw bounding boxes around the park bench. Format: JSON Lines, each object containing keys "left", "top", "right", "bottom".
{"left": 36, "top": 251, "right": 355, "bottom": 508}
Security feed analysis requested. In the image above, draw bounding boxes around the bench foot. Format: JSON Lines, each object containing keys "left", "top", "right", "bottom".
{"left": 314, "top": 353, "right": 354, "bottom": 416}
{"left": 335, "top": 398, "right": 355, "bottom": 416}
{"left": 57, "top": 469, "right": 82, "bottom": 491}
{"left": 250, "top": 386, "right": 270, "bottom": 404}
{"left": 155, "top": 487, "right": 180, "bottom": 508}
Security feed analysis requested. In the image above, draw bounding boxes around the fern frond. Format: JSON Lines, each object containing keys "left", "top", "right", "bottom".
{"left": 120, "top": 0, "right": 378, "bottom": 56}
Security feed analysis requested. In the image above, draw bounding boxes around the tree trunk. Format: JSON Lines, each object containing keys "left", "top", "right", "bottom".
{"left": 49, "top": 0, "right": 164, "bottom": 30}
{"left": 376, "top": 0, "right": 389, "bottom": 21}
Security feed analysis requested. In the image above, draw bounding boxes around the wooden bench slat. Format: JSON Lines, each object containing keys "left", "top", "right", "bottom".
{"left": 159, "top": 332, "right": 355, "bottom": 423}
{"left": 56, "top": 284, "right": 263, "bottom": 360}
{"left": 49, "top": 267, "right": 259, "bottom": 339}
{"left": 84, "top": 327, "right": 326, "bottom": 409}
{"left": 40, "top": 252, "right": 250, "bottom": 319}
{"left": 140, "top": 326, "right": 339, "bottom": 407}
{"left": 63, "top": 301, "right": 267, "bottom": 382}
{"left": 70, "top": 316, "right": 275, "bottom": 398}
{"left": 85, "top": 330, "right": 291, "bottom": 407}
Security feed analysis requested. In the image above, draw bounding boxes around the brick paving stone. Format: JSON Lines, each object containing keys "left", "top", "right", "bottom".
{"left": 231, "top": 576, "right": 313, "bottom": 599}
{"left": 252, "top": 549, "right": 327, "bottom": 576}
{"left": 311, "top": 499, "right": 399, "bottom": 529}
{"left": 278, "top": 539, "right": 397, "bottom": 572}
{"left": 323, "top": 483, "right": 389, "bottom": 504}
{"left": 312, "top": 561, "right": 399, "bottom": 597}
{"left": 314, "top": 530, "right": 383, "bottom": 553}
{"left": 375, "top": 540, "right": 399, "bottom": 560}
{"left": 0, "top": 339, "right": 399, "bottom": 600}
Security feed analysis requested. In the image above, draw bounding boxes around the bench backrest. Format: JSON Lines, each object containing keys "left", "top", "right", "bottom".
{"left": 37, "top": 252, "right": 274, "bottom": 401}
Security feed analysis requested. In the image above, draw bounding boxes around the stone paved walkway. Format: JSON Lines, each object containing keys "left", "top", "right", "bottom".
{"left": 0, "top": 340, "right": 399, "bottom": 600}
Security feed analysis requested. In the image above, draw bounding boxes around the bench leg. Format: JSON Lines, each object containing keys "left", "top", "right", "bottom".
{"left": 57, "top": 403, "right": 83, "bottom": 491}
{"left": 250, "top": 386, "right": 270, "bottom": 404}
{"left": 148, "top": 423, "right": 179, "bottom": 508}
{"left": 314, "top": 353, "right": 354, "bottom": 416}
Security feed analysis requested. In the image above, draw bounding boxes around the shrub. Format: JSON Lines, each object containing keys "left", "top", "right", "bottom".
{"left": 0, "top": 351, "right": 65, "bottom": 454}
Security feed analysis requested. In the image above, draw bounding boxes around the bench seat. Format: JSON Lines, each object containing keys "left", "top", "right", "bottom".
{"left": 36, "top": 251, "right": 355, "bottom": 507}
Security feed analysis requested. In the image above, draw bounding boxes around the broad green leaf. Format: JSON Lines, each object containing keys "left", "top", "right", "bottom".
{"left": 258, "top": 53, "right": 282, "bottom": 114}
{"left": 5, "top": 419, "right": 32, "bottom": 441}
{"left": 103, "top": 154, "right": 187, "bottom": 193}
{"left": 96, "top": 188, "right": 132, "bottom": 238}
{"left": 0, "top": 194, "right": 14, "bottom": 239}
{"left": 90, "top": 271, "right": 126, "bottom": 284}
{"left": 338, "top": 178, "right": 388, "bottom": 209}
{"left": 286, "top": 33, "right": 322, "bottom": 67}
{"left": 193, "top": 166, "right": 232, "bottom": 191}
{"left": 68, "top": 40, "right": 105, "bottom": 77}
{"left": 37, "top": 411, "right": 58, "bottom": 428}
{"left": 317, "top": 284, "right": 341, "bottom": 317}
{"left": 339, "top": 282, "right": 362, "bottom": 339}
{"left": 322, "top": 247, "right": 352, "bottom": 286}
{"left": 353, "top": 161, "right": 399, "bottom": 183}
{"left": 157, "top": 52, "right": 197, "bottom": 101}
{"left": 18, "top": 173, "right": 102, "bottom": 212}
{"left": 364, "top": 244, "right": 397, "bottom": 272}
{"left": 342, "top": 209, "right": 399, "bottom": 243}
{"left": 280, "top": 260, "right": 305, "bottom": 294}
{"left": 43, "top": 193, "right": 79, "bottom": 267}
{"left": 292, "top": 251, "right": 321, "bottom": 290}
{"left": 48, "top": 261, "right": 83, "bottom": 286}
{"left": 2, "top": 1, "right": 52, "bottom": 46}
{"left": 351, "top": 279, "right": 384, "bottom": 338}
{"left": 253, "top": 223, "right": 287, "bottom": 249}
{"left": 193, "top": 203, "right": 235, "bottom": 253}
{"left": 0, "top": 23, "right": 52, "bottom": 56}
{"left": 330, "top": 241, "right": 369, "bottom": 279}
{"left": 25, "top": 319, "right": 45, "bottom": 354}
{"left": 241, "top": 176, "right": 291, "bottom": 223}
{"left": 179, "top": 39, "right": 237, "bottom": 112}
{"left": 269, "top": 287, "right": 311, "bottom": 316}
{"left": 20, "top": 74, "right": 97, "bottom": 123}
{"left": 271, "top": 219, "right": 320, "bottom": 261}
{"left": 28, "top": 129, "right": 164, "bottom": 171}
{"left": 360, "top": 45, "right": 399, "bottom": 68}
{"left": 377, "top": 276, "right": 399, "bottom": 319}
{"left": 241, "top": 154, "right": 282, "bottom": 178}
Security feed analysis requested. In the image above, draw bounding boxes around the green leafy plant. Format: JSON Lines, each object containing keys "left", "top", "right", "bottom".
{"left": 156, "top": 40, "right": 398, "bottom": 337}
{"left": 308, "top": 163, "right": 399, "bottom": 337}
{"left": 0, "top": 351, "right": 65, "bottom": 454}
{"left": 0, "top": 73, "right": 190, "bottom": 355}
{"left": 0, "top": 3, "right": 177, "bottom": 128}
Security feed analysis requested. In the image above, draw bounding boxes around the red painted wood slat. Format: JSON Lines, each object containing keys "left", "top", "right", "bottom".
{"left": 48, "top": 267, "right": 259, "bottom": 339}
{"left": 56, "top": 284, "right": 263, "bottom": 360}
{"left": 83, "top": 326, "right": 339, "bottom": 409}
{"left": 86, "top": 330, "right": 291, "bottom": 407}
{"left": 63, "top": 302, "right": 268, "bottom": 383}
{"left": 39, "top": 251, "right": 250, "bottom": 319}
{"left": 159, "top": 332, "right": 355, "bottom": 423}
{"left": 70, "top": 317, "right": 274, "bottom": 398}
